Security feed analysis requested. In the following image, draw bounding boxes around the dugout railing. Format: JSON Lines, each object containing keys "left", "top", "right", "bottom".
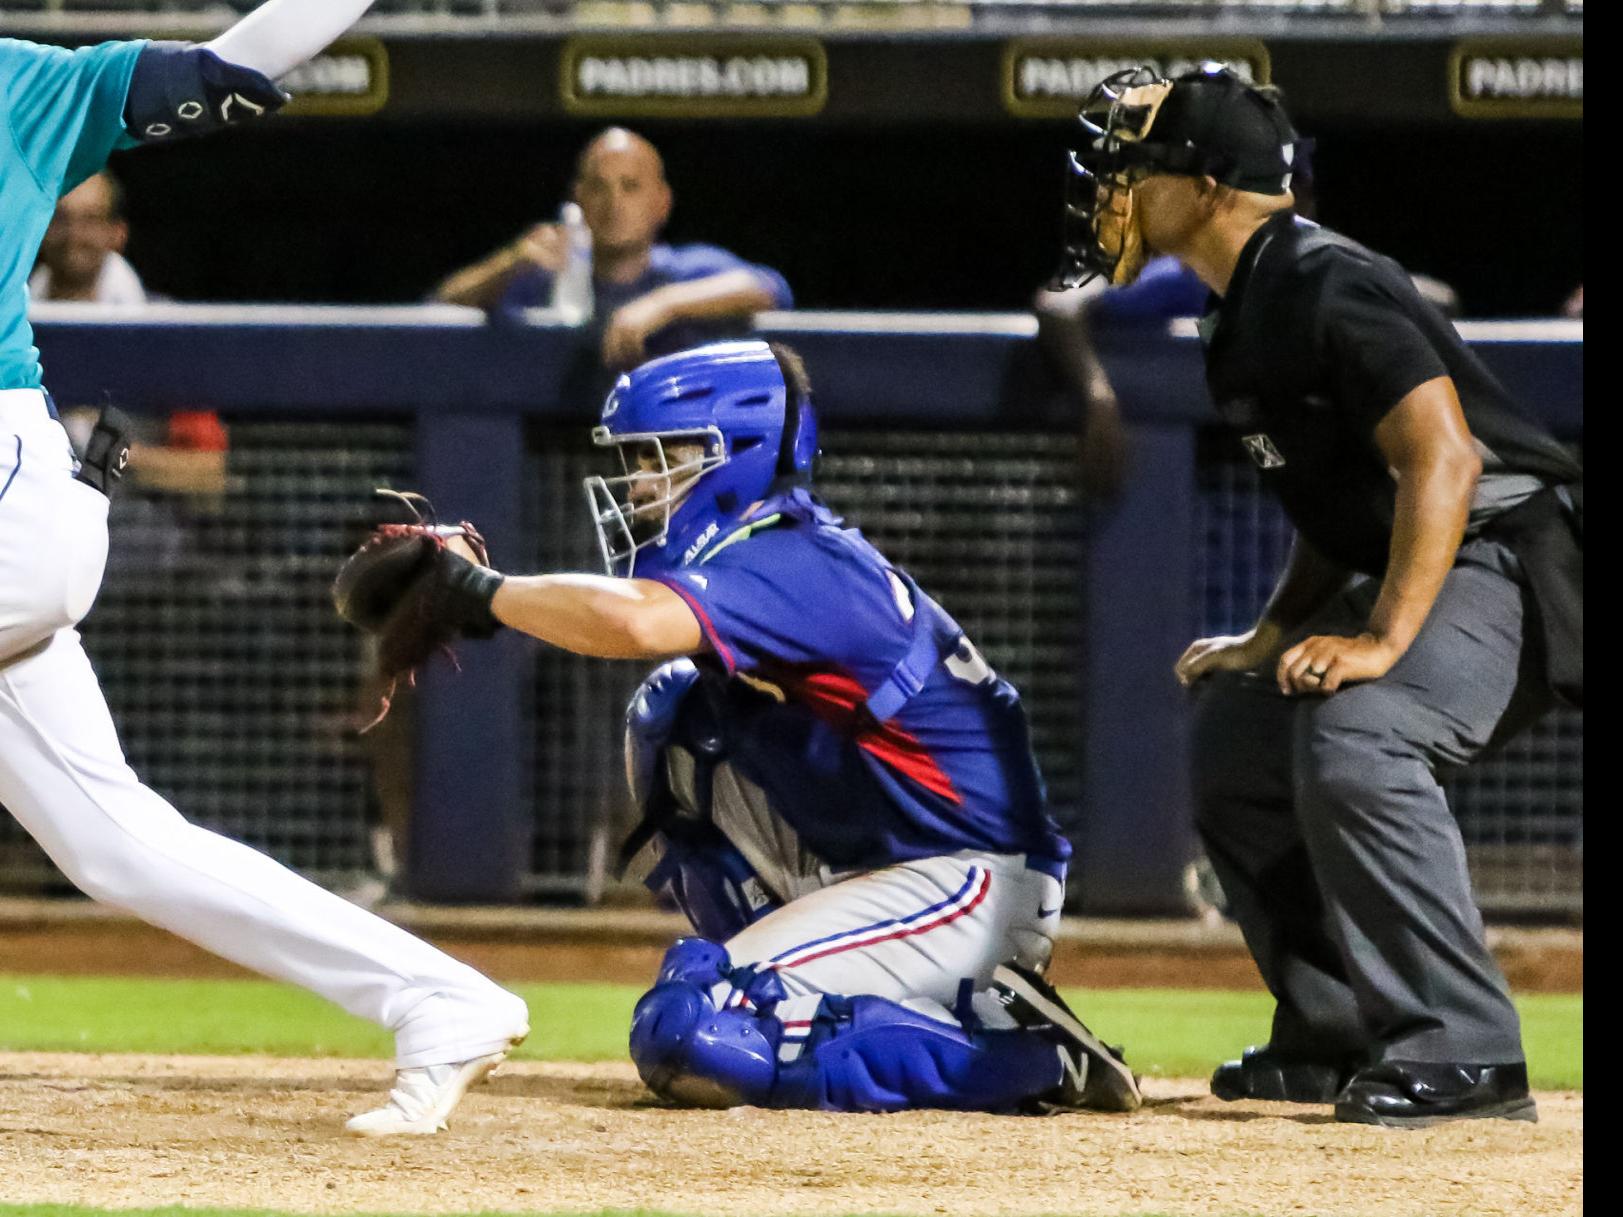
{"left": 1, "top": 307, "right": 1582, "bottom": 918}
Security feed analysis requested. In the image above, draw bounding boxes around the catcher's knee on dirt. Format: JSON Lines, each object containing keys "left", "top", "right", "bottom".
{"left": 629, "top": 938, "right": 780, "bottom": 1108}
{"left": 629, "top": 940, "right": 1063, "bottom": 1113}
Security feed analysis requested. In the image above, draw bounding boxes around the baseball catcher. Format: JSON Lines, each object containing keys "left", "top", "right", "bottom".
{"left": 336, "top": 340, "right": 1142, "bottom": 1114}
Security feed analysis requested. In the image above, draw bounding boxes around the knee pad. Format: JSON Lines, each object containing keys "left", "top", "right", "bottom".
{"left": 629, "top": 939, "right": 789, "bottom": 1109}
{"left": 776, "top": 996, "right": 1062, "bottom": 1114}
{"left": 653, "top": 936, "right": 731, "bottom": 987}
{"left": 628, "top": 944, "right": 1061, "bottom": 1115}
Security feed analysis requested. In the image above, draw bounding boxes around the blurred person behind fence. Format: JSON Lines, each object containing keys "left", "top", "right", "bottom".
{"left": 29, "top": 173, "right": 227, "bottom": 571}
{"left": 29, "top": 171, "right": 145, "bottom": 305}
{"left": 434, "top": 127, "right": 792, "bottom": 370}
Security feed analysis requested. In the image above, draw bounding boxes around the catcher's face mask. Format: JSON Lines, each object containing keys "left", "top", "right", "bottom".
{"left": 585, "top": 428, "right": 725, "bottom": 577}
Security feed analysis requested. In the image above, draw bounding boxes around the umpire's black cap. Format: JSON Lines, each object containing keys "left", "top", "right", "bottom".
{"left": 1094, "top": 62, "right": 1300, "bottom": 196}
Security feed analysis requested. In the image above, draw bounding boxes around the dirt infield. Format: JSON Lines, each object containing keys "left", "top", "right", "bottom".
{"left": 0, "top": 907, "right": 1584, "bottom": 993}
{"left": 0, "top": 1053, "right": 1580, "bottom": 1217}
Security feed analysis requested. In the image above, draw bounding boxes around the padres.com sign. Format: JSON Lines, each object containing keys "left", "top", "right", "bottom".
{"left": 1002, "top": 40, "right": 1271, "bottom": 119}
{"left": 281, "top": 38, "right": 390, "bottom": 117}
{"left": 1450, "top": 38, "right": 1582, "bottom": 119}
{"left": 562, "top": 38, "right": 827, "bottom": 118}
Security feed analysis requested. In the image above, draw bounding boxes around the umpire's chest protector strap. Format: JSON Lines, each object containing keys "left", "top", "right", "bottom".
{"left": 125, "top": 43, "right": 288, "bottom": 144}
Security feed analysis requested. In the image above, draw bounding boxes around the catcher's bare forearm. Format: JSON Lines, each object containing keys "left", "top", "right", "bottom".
{"left": 491, "top": 574, "right": 703, "bottom": 660}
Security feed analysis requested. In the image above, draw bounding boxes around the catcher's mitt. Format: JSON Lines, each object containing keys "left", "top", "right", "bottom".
{"left": 334, "top": 491, "right": 506, "bottom": 727}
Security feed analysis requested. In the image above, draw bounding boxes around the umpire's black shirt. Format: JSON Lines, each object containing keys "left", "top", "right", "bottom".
{"left": 1200, "top": 211, "right": 1580, "bottom": 576}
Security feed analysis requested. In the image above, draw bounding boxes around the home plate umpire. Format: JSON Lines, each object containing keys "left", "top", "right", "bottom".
{"left": 1056, "top": 63, "right": 1582, "bottom": 1128}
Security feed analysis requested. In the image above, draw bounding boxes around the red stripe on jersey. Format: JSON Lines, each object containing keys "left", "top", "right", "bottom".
{"left": 767, "top": 664, "right": 962, "bottom": 805}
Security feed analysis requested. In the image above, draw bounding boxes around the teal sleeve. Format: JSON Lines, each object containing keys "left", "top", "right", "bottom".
{"left": 2, "top": 39, "right": 147, "bottom": 199}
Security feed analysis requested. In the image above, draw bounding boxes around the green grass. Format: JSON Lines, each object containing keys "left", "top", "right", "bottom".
{"left": 0, "top": 975, "right": 1582, "bottom": 1089}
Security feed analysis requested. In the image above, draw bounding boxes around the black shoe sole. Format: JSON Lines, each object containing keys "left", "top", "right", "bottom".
{"left": 1211, "top": 1066, "right": 1341, "bottom": 1105}
{"left": 993, "top": 965, "right": 1142, "bottom": 1113}
{"left": 1335, "top": 1096, "right": 1539, "bottom": 1129}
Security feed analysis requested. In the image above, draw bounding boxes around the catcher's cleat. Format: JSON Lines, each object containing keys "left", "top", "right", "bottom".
{"left": 344, "top": 1030, "right": 527, "bottom": 1137}
{"left": 991, "top": 963, "right": 1143, "bottom": 1113}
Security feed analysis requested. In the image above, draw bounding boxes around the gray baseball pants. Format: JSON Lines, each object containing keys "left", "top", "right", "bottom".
{"left": 1190, "top": 538, "right": 1551, "bottom": 1066}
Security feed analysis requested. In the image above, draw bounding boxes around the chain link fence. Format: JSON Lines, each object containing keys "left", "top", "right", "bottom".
{"left": 2, "top": 416, "right": 1578, "bottom": 917}
{"left": 0, "top": 416, "right": 412, "bottom": 891}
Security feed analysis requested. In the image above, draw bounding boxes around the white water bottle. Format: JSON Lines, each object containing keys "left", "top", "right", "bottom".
{"left": 550, "top": 202, "right": 594, "bottom": 325}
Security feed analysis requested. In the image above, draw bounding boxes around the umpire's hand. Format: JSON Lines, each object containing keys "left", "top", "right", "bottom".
{"left": 1276, "top": 632, "right": 1399, "bottom": 696}
{"left": 1175, "top": 622, "right": 1284, "bottom": 688}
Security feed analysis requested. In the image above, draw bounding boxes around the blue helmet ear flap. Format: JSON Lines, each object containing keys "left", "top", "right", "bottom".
{"left": 766, "top": 342, "right": 818, "bottom": 486}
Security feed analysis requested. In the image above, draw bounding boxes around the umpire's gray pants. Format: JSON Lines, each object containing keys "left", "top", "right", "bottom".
{"left": 1191, "top": 539, "right": 1550, "bottom": 1066}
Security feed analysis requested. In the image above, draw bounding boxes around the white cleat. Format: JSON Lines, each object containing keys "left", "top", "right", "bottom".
{"left": 344, "top": 1039, "right": 523, "bottom": 1137}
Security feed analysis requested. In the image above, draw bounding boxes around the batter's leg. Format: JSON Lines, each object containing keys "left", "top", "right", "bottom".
{"left": 0, "top": 628, "right": 527, "bottom": 1068}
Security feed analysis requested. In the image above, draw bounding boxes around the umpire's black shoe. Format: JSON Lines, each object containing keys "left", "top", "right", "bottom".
{"left": 990, "top": 963, "right": 1143, "bottom": 1113}
{"left": 1210, "top": 1046, "right": 1353, "bottom": 1104}
{"left": 1334, "top": 1061, "right": 1538, "bottom": 1129}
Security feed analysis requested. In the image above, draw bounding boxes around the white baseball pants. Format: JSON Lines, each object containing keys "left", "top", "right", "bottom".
{"left": 0, "top": 391, "right": 526, "bottom": 1067}
{"left": 680, "top": 751, "right": 1065, "bottom": 1040}
{"left": 723, "top": 851, "right": 1060, "bottom": 1005}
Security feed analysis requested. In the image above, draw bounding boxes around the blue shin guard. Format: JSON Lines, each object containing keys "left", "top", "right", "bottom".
{"left": 629, "top": 941, "right": 1062, "bottom": 1114}
{"left": 775, "top": 995, "right": 1064, "bottom": 1113}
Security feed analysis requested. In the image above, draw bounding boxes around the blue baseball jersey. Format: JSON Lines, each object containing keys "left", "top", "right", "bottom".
{"left": 1, "top": 38, "right": 146, "bottom": 391}
{"left": 654, "top": 496, "right": 1070, "bottom": 877}
{"left": 499, "top": 242, "right": 794, "bottom": 358}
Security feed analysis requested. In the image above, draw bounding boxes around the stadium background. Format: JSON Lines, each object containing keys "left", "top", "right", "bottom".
{"left": 0, "top": 0, "right": 1582, "bottom": 918}
{"left": 0, "top": 5, "right": 1583, "bottom": 1216}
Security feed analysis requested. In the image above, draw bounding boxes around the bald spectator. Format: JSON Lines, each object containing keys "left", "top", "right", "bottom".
{"left": 434, "top": 127, "right": 792, "bottom": 370}
{"left": 29, "top": 173, "right": 228, "bottom": 505}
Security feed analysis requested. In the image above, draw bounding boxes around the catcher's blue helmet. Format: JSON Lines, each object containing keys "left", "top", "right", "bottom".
{"left": 584, "top": 340, "right": 819, "bottom": 577}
